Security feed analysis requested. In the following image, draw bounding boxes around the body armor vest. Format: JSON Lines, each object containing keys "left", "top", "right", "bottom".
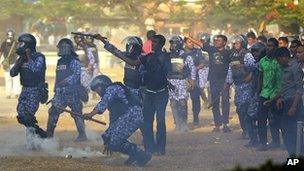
{"left": 230, "top": 49, "right": 249, "bottom": 85}
{"left": 107, "top": 82, "right": 140, "bottom": 123}
{"left": 55, "top": 57, "right": 79, "bottom": 87}
{"left": 20, "top": 52, "right": 46, "bottom": 87}
{"left": 124, "top": 63, "right": 141, "bottom": 89}
{"left": 167, "top": 53, "right": 188, "bottom": 79}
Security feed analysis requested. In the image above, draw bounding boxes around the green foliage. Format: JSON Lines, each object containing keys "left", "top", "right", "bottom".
{"left": 0, "top": 0, "right": 303, "bottom": 33}
{"left": 204, "top": 0, "right": 304, "bottom": 33}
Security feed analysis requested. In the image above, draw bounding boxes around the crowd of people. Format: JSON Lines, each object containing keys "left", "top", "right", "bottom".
{"left": 1, "top": 27, "right": 304, "bottom": 166}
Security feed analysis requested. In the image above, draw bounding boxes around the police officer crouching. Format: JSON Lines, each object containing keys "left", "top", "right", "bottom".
{"left": 10, "top": 33, "right": 48, "bottom": 149}
{"left": 84, "top": 75, "right": 152, "bottom": 166}
{"left": 46, "top": 38, "right": 88, "bottom": 142}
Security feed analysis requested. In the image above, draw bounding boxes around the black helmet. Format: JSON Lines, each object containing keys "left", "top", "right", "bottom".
{"left": 90, "top": 75, "right": 112, "bottom": 96}
{"left": 169, "top": 35, "right": 183, "bottom": 52}
{"left": 124, "top": 36, "right": 143, "bottom": 57}
{"left": 231, "top": 35, "right": 246, "bottom": 49}
{"left": 251, "top": 42, "right": 266, "bottom": 61}
{"left": 7, "top": 29, "right": 15, "bottom": 38}
{"left": 57, "top": 38, "right": 76, "bottom": 57}
{"left": 84, "top": 35, "right": 94, "bottom": 46}
{"left": 231, "top": 35, "right": 245, "bottom": 44}
{"left": 198, "top": 33, "right": 211, "bottom": 44}
{"left": 16, "top": 33, "right": 36, "bottom": 56}
{"left": 74, "top": 34, "right": 85, "bottom": 46}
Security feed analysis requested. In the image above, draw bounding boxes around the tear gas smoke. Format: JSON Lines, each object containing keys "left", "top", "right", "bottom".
{"left": 0, "top": 130, "right": 105, "bottom": 158}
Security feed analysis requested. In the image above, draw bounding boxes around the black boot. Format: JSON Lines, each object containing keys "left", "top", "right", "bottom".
{"left": 46, "top": 119, "right": 56, "bottom": 138}
{"left": 122, "top": 144, "right": 139, "bottom": 166}
{"left": 124, "top": 149, "right": 152, "bottom": 167}
{"left": 135, "top": 150, "right": 152, "bottom": 167}
{"left": 34, "top": 125, "right": 47, "bottom": 138}
{"left": 193, "top": 114, "right": 199, "bottom": 126}
{"left": 74, "top": 117, "right": 88, "bottom": 142}
{"left": 121, "top": 143, "right": 152, "bottom": 166}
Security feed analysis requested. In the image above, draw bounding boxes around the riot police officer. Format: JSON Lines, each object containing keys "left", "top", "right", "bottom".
{"left": 230, "top": 35, "right": 256, "bottom": 139}
{"left": 98, "top": 35, "right": 144, "bottom": 100}
{"left": 184, "top": 37, "right": 207, "bottom": 125}
{"left": 84, "top": 75, "right": 152, "bottom": 166}
{"left": 46, "top": 38, "right": 87, "bottom": 142}
{"left": 167, "top": 35, "right": 196, "bottom": 131}
{"left": 84, "top": 35, "right": 101, "bottom": 99}
{"left": 0, "top": 29, "right": 21, "bottom": 98}
{"left": 244, "top": 42, "right": 266, "bottom": 148}
{"left": 197, "top": 33, "right": 211, "bottom": 109}
{"left": 74, "top": 34, "right": 92, "bottom": 91}
{"left": 85, "top": 35, "right": 100, "bottom": 77}
{"left": 10, "top": 33, "right": 48, "bottom": 149}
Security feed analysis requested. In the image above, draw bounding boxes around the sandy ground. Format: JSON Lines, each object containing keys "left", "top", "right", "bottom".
{"left": 0, "top": 65, "right": 288, "bottom": 171}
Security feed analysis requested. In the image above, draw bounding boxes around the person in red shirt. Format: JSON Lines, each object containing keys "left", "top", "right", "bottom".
{"left": 142, "top": 30, "right": 156, "bottom": 55}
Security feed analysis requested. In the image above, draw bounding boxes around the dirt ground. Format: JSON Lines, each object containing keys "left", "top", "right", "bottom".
{"left": 0, "top": 66, "right": 287, "bottom": 171}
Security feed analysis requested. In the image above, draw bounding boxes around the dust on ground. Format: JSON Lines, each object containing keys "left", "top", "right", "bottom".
{"left": 0, "top": 67, "right": 287, "bottom": 171}
{"left": 0, "top": 102, "right": 287, "bottom": 171}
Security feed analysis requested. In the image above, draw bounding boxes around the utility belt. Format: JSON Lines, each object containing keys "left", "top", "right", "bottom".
{"left": 22, "top": 82, "right": 49, "bottom": 104}
{"left": 22, "top": 86, "right": 40, "bottom": 90}
{"left": 55, "top": 85, "right": 88, "bottom": 102}
{"left": 146, "top": 88, "right": 167, "bottom": 94}
{"left": 167, "top": 72, "right": 186, "bottom": 80}
{"left": 55, "top": 85, "right": 78, "bottom": 93}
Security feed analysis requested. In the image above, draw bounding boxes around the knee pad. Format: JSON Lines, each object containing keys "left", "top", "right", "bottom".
{"left": 17, "top": 115, "right": 37, "bottom": 127}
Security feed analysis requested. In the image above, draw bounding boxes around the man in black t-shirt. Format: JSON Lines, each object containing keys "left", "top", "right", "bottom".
{"left": 188, "top": 34, "right": 232, "bottom": 132}
{"left": 205, "top": 35, "right": 232, "bottom": 132}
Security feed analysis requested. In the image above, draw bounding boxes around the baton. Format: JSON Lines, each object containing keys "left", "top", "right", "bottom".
{"left": 54, "top": 106, "right": 106, "bottom": 125}
{"left": 208, "top": 91, "right": 222, "bottom": 109}
{"left": 71, "top": 32, "right": 107, "bottom": 40}
{"left": 207, "top": 89, "right": 231, "bottom": 109}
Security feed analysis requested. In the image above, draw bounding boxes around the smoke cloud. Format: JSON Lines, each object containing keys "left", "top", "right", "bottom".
{"left": 0, "top": 129, "right": 106, "bottom": 158}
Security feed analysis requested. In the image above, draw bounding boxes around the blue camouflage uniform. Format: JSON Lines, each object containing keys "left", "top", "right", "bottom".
{"left": 47, "top": 56, "right": 86, "bottom": 139}
{"left": 230, "top": 49, "right": 256, "bottom": 136}
{"left": 168, "top": 50, "right": 196, "bottom": 131}
{"left": 103, "top": 42, "right": 144, "bottom": 102}
{"left": 10, "top": 52, "right": 47, "bottom": 137}
{"left": 93, "top": 83, "right": 143, "bottom": 154}
{"left": 245, "top": 60, "right": 260, "bottom": 145}
{"left": 184, "top": 48, "right": 206, "bottom": 119}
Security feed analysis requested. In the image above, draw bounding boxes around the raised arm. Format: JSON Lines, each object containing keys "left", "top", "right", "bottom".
{"left": 94, "top": 34, "right": 141, "bottom": 66}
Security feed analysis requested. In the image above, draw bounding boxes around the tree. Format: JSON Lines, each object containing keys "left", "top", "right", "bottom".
{"left": 0, "top": 0, "right": 303, "bottom": 37}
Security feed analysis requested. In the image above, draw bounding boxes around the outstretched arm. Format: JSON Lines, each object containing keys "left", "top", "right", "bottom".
{"left": 183, "top": 34, "right": 203, "bottom": 48}
{"left": 94, "top": 34, "right": 141, "bottom": 66}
